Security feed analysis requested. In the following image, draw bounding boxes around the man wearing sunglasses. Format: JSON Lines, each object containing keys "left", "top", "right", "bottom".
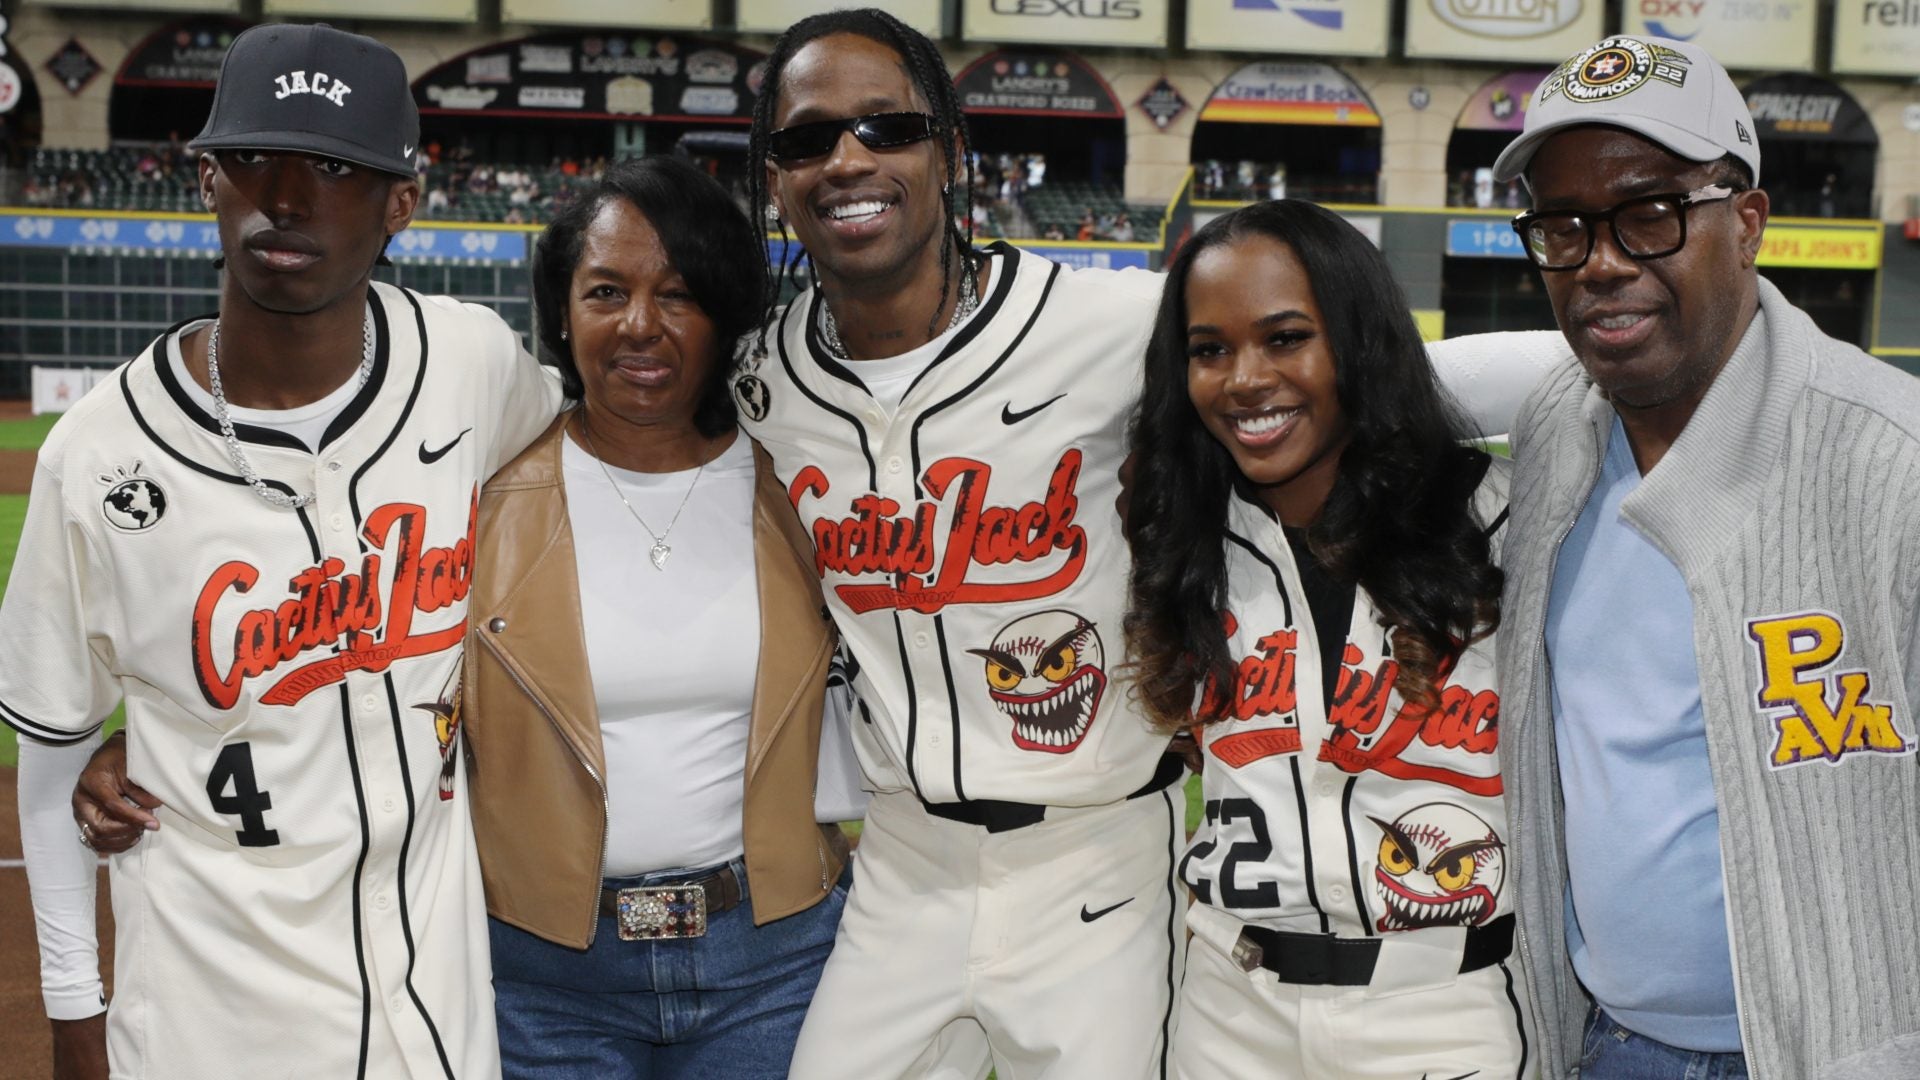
{"left": 735, "top": 10, "right": 1185, "bottom": 1080}
{"left": 1490, "top": 35, "right": 1920, "bottom": 1080}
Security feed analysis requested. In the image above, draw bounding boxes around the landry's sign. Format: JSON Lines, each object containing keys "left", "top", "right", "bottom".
{"left": 955, "top": 50, "right": 1122, "bottom": 117}
{"left": 414, "top": 33, "right": 764, "bottom": 122}
{"left": 115, "top": 17, "right": 248, "bottom": 87}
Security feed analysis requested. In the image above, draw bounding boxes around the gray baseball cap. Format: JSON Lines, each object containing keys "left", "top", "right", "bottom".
{"left": 1493, "top": 35, "right": 1760, "bottom": 186}
{"left": 192, "top": 24, "right": 419, "bottom": 178}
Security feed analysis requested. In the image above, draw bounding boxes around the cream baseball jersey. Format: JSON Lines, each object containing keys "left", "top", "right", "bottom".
{"left": 0, "top": 281, "right": 560, "bottom": 1078}
{"left": 737, "top": 245, "right": 1168, "bottom": 806}
{"left": 1182, "top": 469, "right": 1512, "bottom": 939}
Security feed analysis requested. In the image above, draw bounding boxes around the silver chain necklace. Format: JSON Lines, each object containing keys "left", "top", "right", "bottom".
{"left": 820, "top": 259, "right": 978, "bottom": 361}
{"left": 577, "top": 417, "right": 707, "bottom": 571}
{"left": 206, "top": 308, "right": 374, "bottom": 510}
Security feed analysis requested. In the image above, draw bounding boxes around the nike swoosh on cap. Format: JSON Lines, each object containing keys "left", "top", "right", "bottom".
{"left": 418, "top": 428, "right": 472, "bottom": 464}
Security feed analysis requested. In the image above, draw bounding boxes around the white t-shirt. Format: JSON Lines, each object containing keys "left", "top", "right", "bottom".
{"left": 814, "top": 260, "right": 993, "bottom": 414}
{"left": 562, "top": 429, "right": 760, "bottom": 877}
{"left": 167, "top": 321, "right": 364, "bottom": 451}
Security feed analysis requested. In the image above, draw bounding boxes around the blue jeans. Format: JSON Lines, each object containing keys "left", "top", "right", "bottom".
{"left": 490, "top": 859, "right": 846, "bottom": 1080}
{"left": 1578, "top": 1006, "right": 1748, "bottom": 1080}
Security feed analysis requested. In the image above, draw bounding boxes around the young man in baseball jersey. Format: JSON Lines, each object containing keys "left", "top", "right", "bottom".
{"left": 738, "top": 13, "right": 1187, "bottom": 1079}
{"left": 6, "top": 24, "right": 559, "bottom": 1079}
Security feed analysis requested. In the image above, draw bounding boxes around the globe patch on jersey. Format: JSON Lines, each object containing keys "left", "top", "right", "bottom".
{"left": 1745, "top": 610, "right": 1914, "bottom": 769}
{"left": 99, "top": 461, "right": 168, "bottom": 532}
{"left": 967, "top": 609, "right": 1106, "bottom": 753}
{"left": 1540, "top": 36, "right": 1689, "bottom": 106}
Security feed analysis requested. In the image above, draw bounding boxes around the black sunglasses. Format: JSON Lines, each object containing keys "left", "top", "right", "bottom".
{"left": 766, "top": 112, "right": 936, "bottom": 164}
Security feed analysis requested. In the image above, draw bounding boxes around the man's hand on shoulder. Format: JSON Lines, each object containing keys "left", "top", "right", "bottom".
{"left": 51, "top": 1013, "right": 109, "bottom": 1080}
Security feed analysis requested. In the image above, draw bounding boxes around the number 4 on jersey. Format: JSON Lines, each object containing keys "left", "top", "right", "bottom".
{"left": 206, "top": 742, "right": 280, "bottom": 847}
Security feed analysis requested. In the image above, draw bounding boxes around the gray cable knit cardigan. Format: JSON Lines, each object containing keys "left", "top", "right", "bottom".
{"left": 1497, "top": 277, "right": 1920, "bottom": 1080}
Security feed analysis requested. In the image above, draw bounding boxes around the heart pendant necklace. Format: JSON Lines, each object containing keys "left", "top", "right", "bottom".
{"left": 578, "top": 417, "right": 706, "bottom": 571}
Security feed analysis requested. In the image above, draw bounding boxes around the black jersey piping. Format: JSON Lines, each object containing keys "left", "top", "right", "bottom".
{"left": 0, "top": 699, "right": 102, "bottom": 745}
{"left": 381, "top": 674, "right": 456, "bottom": 1078}
{"left": 1338, "top": 775, "right": 1376, "bottom": 936}
{"left": 336, "top": 682, "right": 376, "bottom": 1079}
{"left": 907, "top": 257, "right": 1059, "bottom": 496}
{"left": 776, "top": 299, "right": 879, "bottom": 491}
{"left": 892, "top": 617, "right": 923, "bottom": 798}
{"left": 151, "top": 297, "right": 391, "bottom": 451}
{"left": 1156, "top": 788, "right": 1179, "bottom": 1080}
{"left": 348, "top": 289, "right": 432, "bottom": 526}
{"left": 799, "top": 244, "right": 1018, "bottom": 399}
{"left": 1287, "top": 756, "right": 1332, "bottom": 933}
{"left": 1501, "top": 960, "right": 1531, "bottom": 1079}
{"left": 1224, "top": 529, "right": 1294, "bottom": 627}
{"left": 933, "top": 615, "right": 966, "bottom": 802}
{"left": 121, "top": 362, "right": 304, "bottom": 500}
{"left": 1485, "top": 505, "right": 1511, "bottom": 540}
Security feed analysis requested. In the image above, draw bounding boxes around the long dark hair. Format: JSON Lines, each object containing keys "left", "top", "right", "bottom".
{"left": 746, "top": 8, "right": 977, "bottom": 350}
{"left": 1125, "top": 199, "right": 1502, "bottom": 729}
{"left": 531, "top": 156, "right": 762, "bottom": 439}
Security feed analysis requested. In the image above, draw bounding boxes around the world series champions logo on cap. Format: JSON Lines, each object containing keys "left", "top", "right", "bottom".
{"left": 1541, "top": 36, "right": 1690, "bottom": 106}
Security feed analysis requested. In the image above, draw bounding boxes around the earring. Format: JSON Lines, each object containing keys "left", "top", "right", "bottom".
{"left": 560, "top": 329, "right": 569, "bottom": 340}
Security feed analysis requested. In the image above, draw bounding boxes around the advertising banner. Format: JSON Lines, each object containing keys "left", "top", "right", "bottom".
{"left": 1622, "top": 0, "right": 1815, "bottom": 71}
{"left": 31, "top": 367, "right": 109, "bottom": 415}
{"left": 264, "top": 0, "right": 477, "bottom": 21}
{"left": 1831, "top": 1, "right": 1920, "bottom": 77}
{"left": 1446, "top": 215, "right": 1882, "bottom": 270}
{"left": 500, "top": 0, "right": 710, "bottom": 30}
{"left": 415, "top": 34, "right": 764, "bottom": 124}
{"left": 1185, "top": 0, "right": 1389, "bottom": 57}
{"left": 25, "top": 0, "right": 237, "bottom": 12}
{"left": 1743, "top": 74, "right": 1876, "bottom": 143}
{"left": 114, "top": 17, "right": 247, "bottom": 88}
{"left": 1199, "top": 61, "right": 1379, "bottom": 126}
{"left": 962, "top": 0, "right": 1169, "bottom": 49}
{"left": 955, "top": 50, "right": 1122, "bottom": 117}
{"left": 1455, "top": 69, "right": 1548, "bottom": 131}
{"left": 0, "top": 210, "right": 533, "bottom": 265}
{"left": 738, "top": 0, "right": 941, "bottom": 35}
{"left": 1404, "top": 0, "right": 1605, "bottom": 64}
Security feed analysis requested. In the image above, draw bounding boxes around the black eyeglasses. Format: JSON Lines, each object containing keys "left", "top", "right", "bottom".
{"left": 1510, "top": 183, "right": 1740, "bottom": 271}
{"left": 766, "top": 112, "right": 936, "bottom": 164}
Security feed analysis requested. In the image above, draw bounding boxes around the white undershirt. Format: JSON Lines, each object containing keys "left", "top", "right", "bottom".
{"left": 167, "top": 321, "right": 362, "bottom": 452}
{"left": 820, "top": 254, "right": 995, "bottom": 414}
{"left": 562, "top": 429, "right": 759, "bottom": 877}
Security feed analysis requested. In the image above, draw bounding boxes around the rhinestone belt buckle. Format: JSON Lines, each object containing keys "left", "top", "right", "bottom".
{"left": 615, "top": 884, "right": 708, "bottom": 941}
{"left": 1231, "top": 933, "right": 1265, "bottom": 974}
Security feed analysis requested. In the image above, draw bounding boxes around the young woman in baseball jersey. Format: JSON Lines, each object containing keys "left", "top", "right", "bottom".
{"left": 1126, "top": 200, "right": 1534, "bottom": 1079}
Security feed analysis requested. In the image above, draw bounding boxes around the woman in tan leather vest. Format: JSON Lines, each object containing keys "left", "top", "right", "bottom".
{"left": 464, "top": 156, "right": 852, "bottom": 1078}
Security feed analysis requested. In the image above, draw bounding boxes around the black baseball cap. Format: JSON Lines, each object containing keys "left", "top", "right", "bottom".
{"left": 192, "top": 24, "right": 419, "bottom": 179}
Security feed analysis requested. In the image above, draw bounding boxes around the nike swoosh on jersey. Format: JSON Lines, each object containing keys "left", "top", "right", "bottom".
{"left": 1080, "top": 897, "right": 1133, "bottom": 923}
{"left": 418, "top": 428, "right": 473, "bottom": 464}
{"left": 1001, "top": 394, "right": 1067, "bottom": 425}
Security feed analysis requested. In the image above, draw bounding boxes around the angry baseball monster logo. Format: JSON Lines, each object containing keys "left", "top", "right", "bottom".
{"left": 1370, "top": 803, "right": 1505, "bottom": 932}
{"left": 968, "top": 610, "right": 1106, "bottom": 753}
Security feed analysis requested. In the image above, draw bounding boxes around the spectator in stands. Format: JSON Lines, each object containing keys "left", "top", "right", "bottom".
{"left": 1110, "top": 211, "right": 1134, "bottom": 243}
{"left": 1026, "top": 153, "right": 1046, "bottom": 188}
{"left": 1266, "top": 166, "right": 1287, "bottom": 202}
{"left": 1076, "top": 208, "right": 1097, "bottom": 241}
{"left": 426, "top": 186, "right": 451, "bottom": 216}
{"left": 1042, "top": 223, "right": 1067, "bottom": 240}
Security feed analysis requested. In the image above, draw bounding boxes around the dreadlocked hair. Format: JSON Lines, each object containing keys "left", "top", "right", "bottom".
{"left": 746, "top": 8, "right": 978, "bottom": 358}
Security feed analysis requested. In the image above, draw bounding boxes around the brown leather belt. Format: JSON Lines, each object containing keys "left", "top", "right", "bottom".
{"left": 598, "top": 865, "right": 744, "bottom": 941}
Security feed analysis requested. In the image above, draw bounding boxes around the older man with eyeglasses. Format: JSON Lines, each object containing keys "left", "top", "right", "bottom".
{"left": 1490, "top": 35, "right": 1920, "bottom": 1080}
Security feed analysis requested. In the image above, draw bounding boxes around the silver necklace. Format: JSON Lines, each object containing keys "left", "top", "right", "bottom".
{"left": 206, "top": 308, "right": 374, "bottom": 510}
{"left": 820, "top": 259, "right": 979, "bottom": 361}
{"left": 578, "top": 417, "right": 707, "bottom": 571}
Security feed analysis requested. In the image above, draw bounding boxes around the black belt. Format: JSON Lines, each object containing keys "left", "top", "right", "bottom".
{"left": 598, "top": 864, "right": 745, "bottom": 920}
{"left": 1236, "top": 913, "right": 1514, "bottom": 986}
{"left": 921, "top": 752, "right": 1186, "bottom": 834}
